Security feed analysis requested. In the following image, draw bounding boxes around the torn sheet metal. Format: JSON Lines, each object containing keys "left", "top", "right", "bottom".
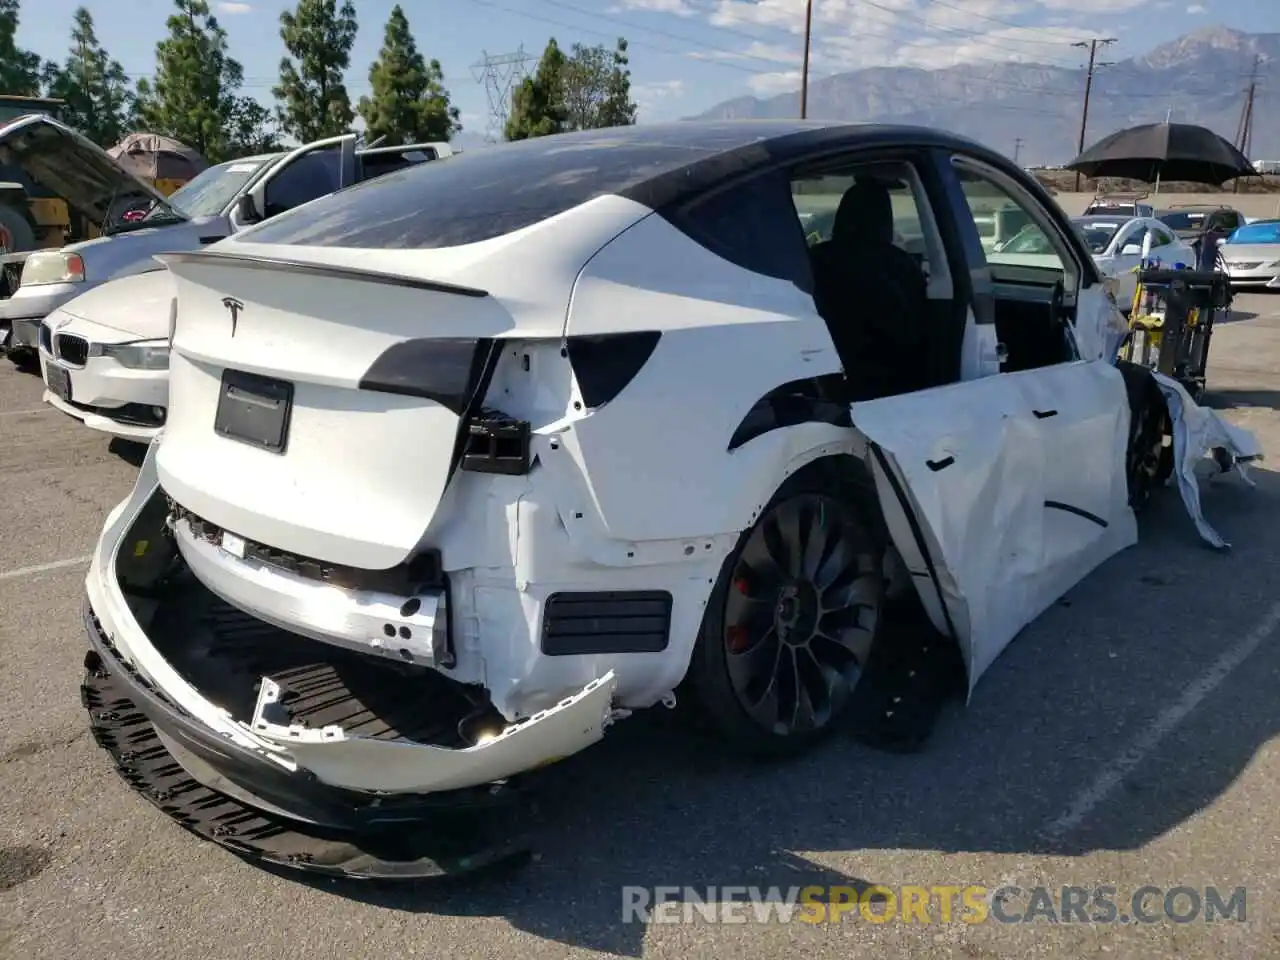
{"left": 246, "top": 671, "right": 618, "bottom": 794}
{"left": 851, "top": 361, "right": 1137, "bottom": 694}
{"left": 1152, "top": 371, "right": 1264, "bottom": 550}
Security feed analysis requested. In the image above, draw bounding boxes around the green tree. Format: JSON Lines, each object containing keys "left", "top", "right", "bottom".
{"left": 0, "top": 0, "right": 43, "bottom": 96}
{"left": 598, "top": 38, "right": 638, "bottom": 128}
{"left": 274, "top": 0, "right": 358, "bottom": 142}
{"left": 356, "top": 5, "right": 460, "bottom": 145}
{"left": 504, "top": 38, "right": 567, "bottom": 141}
{"left": 563, "top": 38, "right": 636, "bottom": 130}
{"left": 505, "top": 37, "right": 637, "bottom": 141}
{"left": 227, "top": 97, "right": 282, "bottom": 155}
{"left": 134, "top": 0, "right": 270, "bottom": 161}
{"left": 41, "top": 8, "right": 132, "bottom": 146}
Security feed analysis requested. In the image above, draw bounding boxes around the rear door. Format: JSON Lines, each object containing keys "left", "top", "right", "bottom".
{"left": 852, "top": 148, "right": 1134, "bottom": 687}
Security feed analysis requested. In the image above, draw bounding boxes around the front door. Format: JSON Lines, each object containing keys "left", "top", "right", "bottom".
{"left": 849, "top": 149, "right": 1136, "bottom": 690}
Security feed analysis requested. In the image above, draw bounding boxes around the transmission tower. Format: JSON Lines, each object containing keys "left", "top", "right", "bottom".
{"left": 471, "top": 46, "right": 537, "bottom": 142}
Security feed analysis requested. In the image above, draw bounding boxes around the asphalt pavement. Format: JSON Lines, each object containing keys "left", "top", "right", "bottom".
{"left": 3, "top": 295, "right": 1280, "bottom": 959}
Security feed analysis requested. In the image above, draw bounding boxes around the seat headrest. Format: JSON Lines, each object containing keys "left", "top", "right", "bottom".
{"left": 832, "top": 179, "right": 895, "bottom": 246}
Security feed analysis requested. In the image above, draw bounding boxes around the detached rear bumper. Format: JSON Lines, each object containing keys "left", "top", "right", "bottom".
{"left": 84, "top": 437, "right": 617, "bottom": 815}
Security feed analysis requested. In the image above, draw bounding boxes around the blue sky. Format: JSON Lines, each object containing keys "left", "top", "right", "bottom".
{"left": 14, "top": 0, "right": 1280, "bottom": 143}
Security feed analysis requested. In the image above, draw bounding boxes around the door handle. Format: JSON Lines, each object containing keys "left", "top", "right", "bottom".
{"left": 1033, "top": 409, "right": 1057, "bottom": 419}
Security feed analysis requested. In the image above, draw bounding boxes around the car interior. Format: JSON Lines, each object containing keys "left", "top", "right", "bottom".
{"left": 795, "top": 158, "right": 1076, "bottom": 401}
{"left": 952, "top": 162, "right": 1077, "bottom": 375}
{"left": 800, "top": 167, "right": 953, "bottom": 400}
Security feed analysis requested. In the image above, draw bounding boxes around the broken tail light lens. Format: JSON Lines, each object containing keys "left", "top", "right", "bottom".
{"left": 358, "top": 337, "right": 495, "bottom": 416}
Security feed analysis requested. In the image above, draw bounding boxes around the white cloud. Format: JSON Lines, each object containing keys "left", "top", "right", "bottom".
{"left": 1186, "top": 2, "right": 1205, "bottom": 11}
{"left": 608, "top": 0, "right": 698, "bottom": 15}
{"left": 633, "top": 79, "right": 687, "bottom": 118}
{"left": 748, "top": 70, "right": 804, "bottom": 96}
{"left": 215, "top": 1, "right": 254, "bottom": 13}
{"left": 673, "top": 0, "right": 1147, "bottom": 80}
{"left": 689, "top": 40, "right": 802, "bottom": 65}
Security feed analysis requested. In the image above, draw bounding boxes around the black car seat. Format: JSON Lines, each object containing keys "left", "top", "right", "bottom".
{"left": 809, "top": 179, "right": 930, "bottom": 399}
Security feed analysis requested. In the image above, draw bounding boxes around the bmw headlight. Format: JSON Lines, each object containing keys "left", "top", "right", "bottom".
{"left": 91, "top": 340, "right": 170, "bottom": 370}
{"left": 19, "top": 251, "right": 85, "bottom": 286}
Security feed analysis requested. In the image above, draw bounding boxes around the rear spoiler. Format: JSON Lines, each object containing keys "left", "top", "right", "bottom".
{"left": 153, "top": 249, "right": 490, "bottom": 299}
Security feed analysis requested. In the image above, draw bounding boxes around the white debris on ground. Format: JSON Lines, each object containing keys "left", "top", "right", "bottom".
{"left": 1155, "top": 371, "right": 1264, "bottom": 550}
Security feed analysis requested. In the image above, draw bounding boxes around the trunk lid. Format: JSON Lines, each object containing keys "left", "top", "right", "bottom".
{"left": 0, "top": 115, "right": 178, "bottom": 231}
{"left": 154, "top": 247, "right": 554, "bottom": 570}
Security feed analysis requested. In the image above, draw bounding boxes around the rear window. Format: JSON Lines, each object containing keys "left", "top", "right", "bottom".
{"left": 235, "top": 131, "right": 744, "bottom": 250}
{"left": 1158, "top": 211, "right": 1202, "bottom": 230}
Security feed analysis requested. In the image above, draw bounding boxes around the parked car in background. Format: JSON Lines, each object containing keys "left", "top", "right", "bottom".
{"left": 33, "top": 135, "right": 452, "bottom": 435}
{"left": 1, "top": 114, "right": 451, "bottom": 364}
{"left": 996, "top": 214, "right": 1194, "bottom": 310}
{"left": 1081, "top": 192, "right": 1156, "bottom": 220}
{"left": 1155, "top": 203, "right": 1246, "bottom": 241}
{"left": 37, "top": 268, "right": 173, "bottom": 441}
{"left": 1220, "top": 219, "right": 1280, "bottom": 289}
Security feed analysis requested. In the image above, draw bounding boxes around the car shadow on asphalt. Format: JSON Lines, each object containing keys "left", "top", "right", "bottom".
{"left": 249, "top": 465, "right": 1280, "bottom": 956}
{"left": 107, "top": 438, "right": 148, "bottom": 466}
{"left": 1203, "top": 387, "right": 1280, "bottom": 411}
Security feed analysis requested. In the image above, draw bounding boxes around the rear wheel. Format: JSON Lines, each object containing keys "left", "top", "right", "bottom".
{"left": 1118, "top": 361, "right": 1174, "bottom": 510}
{"left": 689, "top": 471, "right": 886, "bottom": 758}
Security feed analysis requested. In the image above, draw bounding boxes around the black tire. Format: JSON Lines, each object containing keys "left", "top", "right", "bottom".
{"left": 687, "top": 465, "right": 887, "bottom": 758}
{"left": 1117, "top": 360, "right": 1173, "bottom": 510}
{"left": 0, "top": 203, "right": 35, "bottom": 253}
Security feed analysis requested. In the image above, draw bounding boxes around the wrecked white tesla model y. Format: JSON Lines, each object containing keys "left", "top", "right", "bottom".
{"left": 81, "top": 120, "right": 1261, "bottom": 877}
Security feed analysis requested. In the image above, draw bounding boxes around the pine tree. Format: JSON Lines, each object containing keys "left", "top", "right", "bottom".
{"left": 357, "top": 5, "right": 460, "bottom": 145}
{"left": 504, "top": 38, "right": 567, "bottom": 141}
{"left": 41, "top": 8, "right": 132, "bottom": 146}
{"left": 274, "top": 0, "right": 358, "bottom": 142}
{"left": 597, "top": 38, "right": 638, "bottom": 128}
{"left": 134, "top": 0, "right": 271, "bottom": 162}
{"left": 0, "top": 0, "right": 43, "bottom": 96}
{"left": 505, "top": 37, "right": 637, "bottom": 140}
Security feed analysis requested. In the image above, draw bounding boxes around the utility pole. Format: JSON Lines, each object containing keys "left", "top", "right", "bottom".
{"left": 1072, "top": 37, "right": 1117, "bottom": 191}
{"left": 800, "top": 0, "right": 814, "bottom": 119}
{"left": 1013, "top": 137, "right": 1024, "bottom": 165}
{"left": 1234, "top": 56, "right": 1260, "bottom": 194}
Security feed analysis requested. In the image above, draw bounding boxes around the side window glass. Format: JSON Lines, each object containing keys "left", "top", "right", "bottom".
{"left": 263, "top": 150, "right": 342, "bottom": 219}
{"left": 791, "top": 164, "right": 934, "bottom": 277}
{"left": 673, "top": 170, "right": 812, "bottom": 288}
{"left": 952, "top": 162, "right": 1069, "bottom": 274}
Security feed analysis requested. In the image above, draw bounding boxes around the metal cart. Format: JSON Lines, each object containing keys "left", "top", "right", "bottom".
{"left": 1122, "top": 265, "right": 1231, "bottom": 401}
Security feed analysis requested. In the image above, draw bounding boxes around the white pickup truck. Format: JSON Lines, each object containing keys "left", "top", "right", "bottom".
{"left": 0, "top": 115, "right": 451, "bottom": 362}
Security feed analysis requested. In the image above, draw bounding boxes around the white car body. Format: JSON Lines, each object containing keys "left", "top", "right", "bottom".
{"left": 37, "top": 269, "right": 174, "bottom": 441}
{"left": 80, "top": 122, "right": 1261, "bottom": 874}
{"left": 0, "top": 114, "right": 451, "bottom": 352}
{"left": 1219, "top": 219, "right": 1280, "bottom": 287}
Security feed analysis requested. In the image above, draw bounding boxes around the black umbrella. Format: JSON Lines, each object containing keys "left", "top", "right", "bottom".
{"left": 1066, "top": 122, "right": 1257, "bottom": 186}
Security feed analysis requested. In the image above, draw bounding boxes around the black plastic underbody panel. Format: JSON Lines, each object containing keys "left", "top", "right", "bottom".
{"left": 540, "top": 590, "right": 673, "bottom": 656}
{"left": 81, "top": 597, "right": 531, "bottom": 879}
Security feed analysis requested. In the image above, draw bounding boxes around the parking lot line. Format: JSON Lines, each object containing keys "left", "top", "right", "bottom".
{"left": 1044, "top": 598, "right": 1280, "bottom": 841}
{"left": 0, "top": 406, "right": 51, "bottom": 417}
{"left": 0, "top": 555, "right": 92, "bottom": 581}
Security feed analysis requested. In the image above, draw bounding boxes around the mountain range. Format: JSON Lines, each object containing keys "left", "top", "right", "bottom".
{"left": 685, "top": 26, "right": 1279, "bottom": 165}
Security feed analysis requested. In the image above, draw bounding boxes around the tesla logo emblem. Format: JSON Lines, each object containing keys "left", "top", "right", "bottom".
{"left": 222, "top": 297, "right": 244, "bottom": 336}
